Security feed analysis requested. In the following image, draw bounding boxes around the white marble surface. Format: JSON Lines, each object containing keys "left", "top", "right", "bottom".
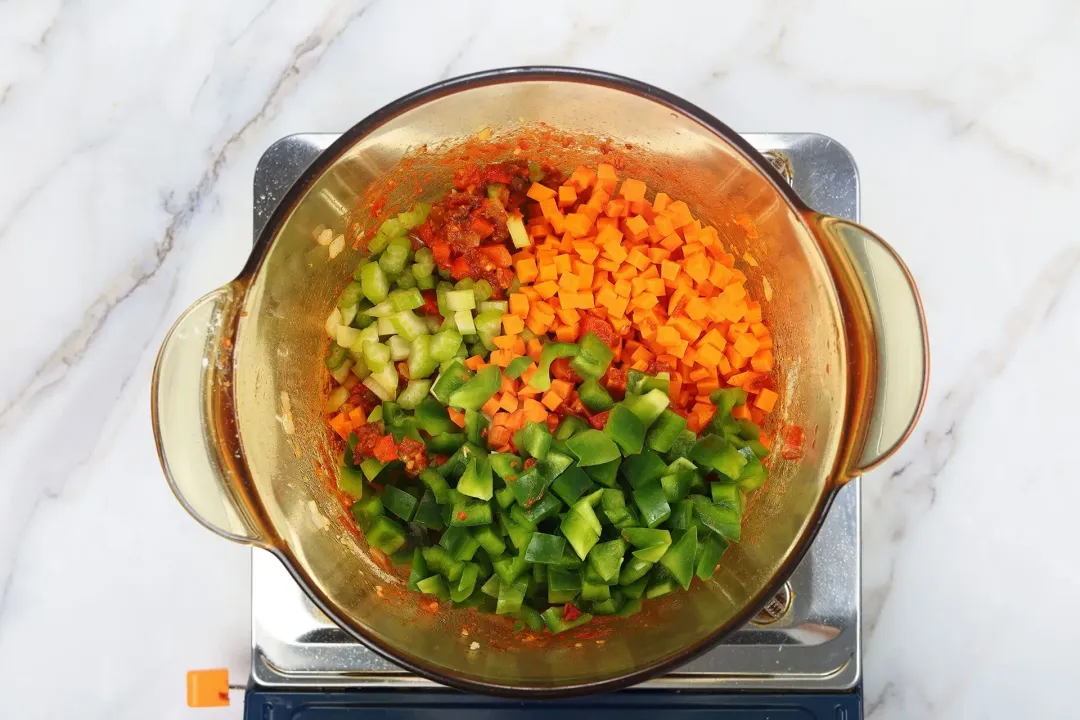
{"left": 1, "top": 0, "right": 1078, "bottom": 717}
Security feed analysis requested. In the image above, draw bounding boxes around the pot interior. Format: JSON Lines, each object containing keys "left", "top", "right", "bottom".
{"left": 230, "top": 76, "right": 848, "bottom": 690}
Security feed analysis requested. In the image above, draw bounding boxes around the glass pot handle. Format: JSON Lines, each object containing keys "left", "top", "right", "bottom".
{"left": 809, "top": 215, "right": 930, "bottom": 478}
{"left": 151, "top": 284, "right": 267, "bottom": 545}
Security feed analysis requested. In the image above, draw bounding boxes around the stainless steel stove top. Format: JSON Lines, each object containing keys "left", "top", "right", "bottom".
{"left": 249, "top": 132, "right": 862, "bottom": 692}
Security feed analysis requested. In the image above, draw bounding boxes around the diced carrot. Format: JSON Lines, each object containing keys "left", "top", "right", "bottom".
{"left": 550, "top": 379, "right": 574, "bottom": 399}
{"left": 733, "top": 333, "right": 761, "bottom": 358}
{"left": 527, "top": 338, "right": 543, "bottom": 360}
{"left": 614, "top": 278, "right": 632, "bottom": 298}
{"left": 565, "top": 213, "right": 593, "bottom": 238}
{"left": 534, "top": 280, "right": 559, "bottom": 299}
{"left": 500, "top": 393, "right": 520, "bottom": 413}
{"left": 538, "top": 261, "right": 558, "bottom": 282}
{"left": 555, "top": 325, "right": 577, "bottom": 342}
{"left": 626, "top": 247, "right": 651, "bottom": 270}
{"left": 516, "top": 258, "right": 538, "bottom": 283}
{"left": 527, "top": 182, "right": 557, "bottom": 202}
{"left": 540, "top": 390, "right": 562, "bottom": 411}
{"left": 569, "top": 166, "right": 597, "bottom": 191}
{"left": 604, "top": 197, "right": 629, "bottom": 218}
{"left": 558, "top": 185, "right": 577, "bottom": 208}
{"left": 502, "top": 314, "right": 525, "bottom": 336}
{"left": 489, "top": 349, "right": 512, "bottom": 367}
{"left": 751, "top": 349, "right": 775, "bottom": 373}
{"left": 448, "top": 408, "right": 467, "bottom": 428}
{"left": 596, "top": 163, "right": 618, "bottom": 192}
{"left": 509, "top": 293, "right": 530, "bottom": 319}
{"left": 329, "top": 413, "right": 352, "bottom": 439}
{"left": 619, "top": 178, "right": 647, "bottom": 203}
{"left": 482, "top": 396, "right": 502, "bottom": 417}
{"left": 464, "top": 355, "right": 485, "bottom": 371}
{"left": 684, "top": 253, "right": 710, "bottom": 283}
{"left": 501, "top": 375, "right": 517, "bottom": 394}
{"left": 754, "top": 388, "right": 778, "bottom": 412}
{"left": 624, "top": 215, "right": 649, "bottom": 241}
{"left": 523, "top": 398, "right": 548, "bottom": 423}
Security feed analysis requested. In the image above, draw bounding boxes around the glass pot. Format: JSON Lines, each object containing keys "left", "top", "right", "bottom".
{"left": 152, "top": 68, "right": 928, "bottom": 696}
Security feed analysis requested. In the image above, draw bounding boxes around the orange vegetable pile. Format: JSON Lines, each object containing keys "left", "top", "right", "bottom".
{"left": 497, "top": 164, "right": 778, "bottom": 436}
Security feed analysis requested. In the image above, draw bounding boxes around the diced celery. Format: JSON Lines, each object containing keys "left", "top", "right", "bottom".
{"left": 474, "top": 310, "right": 503, "bottom": 351}
{"left": 454, "top": 310, "right": 475, "bottom": 334}
{"left": 478, "top": 301, "right": 508, "bottom": 314}
{"left": 446, "top": 290, "right": 477, "bottom": 312}
{"left": 325, "top": 386, "right": 350, "bottom": 413}
{"left": 325, "top": 307, "right": 343, "bottom": 338}
{"left": 389, "top": 310, "right": 429, "bottom": 341}
{"left": 388, "top": 335, "right": 411, "bottom": 361}
{"left": 330, "top": 360, "right": 353, "bottom": 385}
{"left": 472, "top": 280, "right": 493, "bottom": 304}
{"left": 379, "top": 216, "right": 405, "bottom": 238}
{"left": 336, "top": 325, "right": 361, "bottom": 349}
{"left": 360, "top": 263, "right": 389, "bottom": 304}
{"left": 339, "top": 304, "right": 358, "bottom": 327}
{"left": 379, "top": 237, "right": 410, "bottom": 275}
{"left": 507, "top": 213, "right": 530, "bottom": 248}
{"left": 350, "top": 356, "right": 371, "bottom": 380}
{"left": 389, "top": 288, "right": 424, "bottom": 312}
{"left": 365, "top": 300, "right": 394, "bottom": 318}
{"left": 337, "top": 281, "right": 365, "bottom": 310}
{"left": 408, "top": 335, "right": 439, "bottom": 379}
{"left": 377, "top": 317, "right": 395, "bottom": 336}
{"left": 431, "top": 329, "right": 462, "bottom": 361}
{"left": 396, "top": 271, "right": 417, "bottom": 290}
{"left": 363, "top": 375, "right": 393, "bottom": 401}
{"left": 370, "top": 361, "right": 398, "bottom": 392}
{"left": 398, "top": 380, "right": 432, "bottom": 409}
{"left": 363, "top": 342, "right": 391, "bottom": 369}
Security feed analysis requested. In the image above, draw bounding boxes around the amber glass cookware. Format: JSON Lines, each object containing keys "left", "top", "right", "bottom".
{"left": 152, "top": 68, "right": 928, "bottom": 696}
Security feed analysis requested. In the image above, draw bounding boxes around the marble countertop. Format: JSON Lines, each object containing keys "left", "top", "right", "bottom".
{"left": 2, "top": 1, "right": 1078, "bottom": 718}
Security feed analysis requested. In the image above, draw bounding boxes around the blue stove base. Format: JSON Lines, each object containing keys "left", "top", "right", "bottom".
{"left": 244, "top": 687, "right": 862, "bottom": 719}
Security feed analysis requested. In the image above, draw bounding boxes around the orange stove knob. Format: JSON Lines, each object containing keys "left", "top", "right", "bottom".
{"left": 186, "top": 668, "right": 230, "bottom": 707}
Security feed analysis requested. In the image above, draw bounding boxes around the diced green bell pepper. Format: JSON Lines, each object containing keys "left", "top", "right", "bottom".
{"left": 504, "top": 355, "right": 533, "bottom": 379}
{"left": 551, "top": 466, "right": 592, "bottom": 505}
{"left": 528, "top": 342, "right": 578, "bottom": 392}
{"left": 632, "top": 478, "right": 671, "bottom": 529}
{"left": 541, "top": 606, "right": 593, "bottom": 634}
{"left": 407, "top": 547, "right": 428, "bottom": 591}
{"left": 695, "top": 533, "right": 729, "bottom": 580}
{"left": 623, "top": 388, "right": 670, "bottom": 428}
{"left": 457, "top": 455, "right": 494, "bottom": 501}
{"left": 622, "top": 527, "right": 672, "bottom": 563}
{"left": 449, "top": 494, "right": 493, "bottom": 527}
{"left": 490, "top": 453, "right": 525, "bottom": 482}
{"left": 618, "top": 556, "right": 654, "bottom": 585}
{"left": 547, "top": 567, "right": 582, "bottom": 604}
{"left": 515, "top": 604, "right": 546, "bottom": 632}
{"left": 366, "top": 515, "right": 406, "bottom": 554}
{"left": 415, "top": 396, "right": 456, "bottom": 435}
{"left": 621, "top": 576, "right": 649, "bottom": 600}
{"left": 420, "top": 469, "right": 451, "bottom": 504}
{"left": 587, "top": 539, "right": 627, "bottom": 583}
{"left": 513, "top": 421, "right": 552, "bottom": 460}
{"left": 448, "top": 365, "right": 501, "bottom": 411}
{"left": 566, "top": 430, "right": 621, "bottom": 466}
{"left": 425, "top": 432, "right": 466, "bottom": 454}
{"left": 493, "top": 555, "right": 529, "bottom": 584}
{"left": 659, "top": 526, "right": 697, "bottom": 590}
{"left": 382, "top": 484, "right": 418, "bottom": 521}
{"left": 506, "top": 465, "right": 546, "bottom": 508}
{"left": 604, "top": 404, "right": 645, "bottom": 456}
{"left": 618, "top": 597, "right": 643, "bottom": 617}
{"left": 560, "top": 500, "right": 602, "bottom": 560}
{"left": 626, "top": 370, "right": 670, "bottom": 395}
{"left": 439, "top": 525, "right": 480, "bottom": 561}
{"left": 450, "top": 562, "right": 480, "bottom": 603}
{"left": 416, "top": 575, "right": 450, "bottom": 601}
{"left": 710, "top": 482, "right": 741, "bottom": 512}
{"left": 472, "top": 525, "right": 506, "bottom": 556}
{"left": 464, "top": 409, "right": 488, "bottom": 445}
{"left": 691, "top": 494, "right": 742, "bottom": 542}
{"left": 350, "top": 495, "right": 383, "bottom": 531}
{"left": 710, "top": 387, "right": 747, "bottom": 416}
{"left": 337, "top": 455, "right": 366, "bottom": 499}
{"left": 689, "top": 434, "right": 748, "bottom": 480}
{"left": 619, "top": 449, "right": 668, "bottom": 489}
{"left": 430, "top": 361, "right": 472, "bottom": 404}
{"left": 522, "top": 493, "right": 563, "bottom": 524}
{"left": 569, "top": 332, "right": 615, "bottom": 380}
{"left": 666, "top": 499, "right": 693, "bottom": 530}
{"left": 524, "top": 533, "right": 567, "bottom": 563}
{"left": 578, "top": 378, "right": 613, "bottom": 412}
{"left": 581, "top": 576, "right": 611, "bottom": 602}
{"left": 554, "top": 415, "right": 589, "bottom": 441}
{"left": 413, "top": 489, "right": 444, "bottom": 530}
{"left": 584, "top": 457, "right": 621, "bottom": 487}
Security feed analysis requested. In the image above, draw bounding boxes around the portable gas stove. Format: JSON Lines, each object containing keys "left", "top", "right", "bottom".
{"left": 243, "top": 132, "right": 863, "bottom": 718}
